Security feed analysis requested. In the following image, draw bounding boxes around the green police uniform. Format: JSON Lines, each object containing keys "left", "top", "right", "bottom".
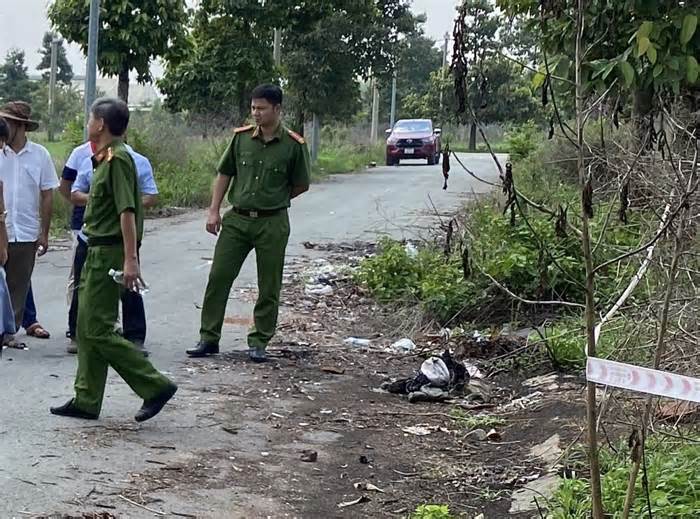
{"left": 73, "top": 142, "right": 173, "bottom": 416}
{"left": 200, "top": 124, "right": 311, "bottom": 351}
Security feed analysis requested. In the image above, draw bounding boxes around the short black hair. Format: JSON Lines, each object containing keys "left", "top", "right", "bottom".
{"left": 91, "top": 97, "right": 130, "bottom": 136}
{"left": 251, "top": 84, "right": 283, "bottom": 106}
{"left": 0, "top": 117, "right": 8, "bottom": 141}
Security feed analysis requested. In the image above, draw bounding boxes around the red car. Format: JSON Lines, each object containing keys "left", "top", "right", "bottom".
{"left": 385, "top": 119, "right": 442, "bottom": 166}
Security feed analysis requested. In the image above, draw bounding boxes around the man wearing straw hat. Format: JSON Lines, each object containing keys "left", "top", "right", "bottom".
{"left": 0, "top": 101, "right": 59, "bottom": 347}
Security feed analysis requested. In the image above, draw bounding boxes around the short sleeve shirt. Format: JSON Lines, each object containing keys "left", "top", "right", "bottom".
{"left": 63, "top": 142, "right": 94, "bottom": 230}
{"left": 0, "top": 140, "right": 60, "bottom": 242}
{"left": 82, "top": 142, "right": 144, "bottom": 242}
{"left": 74, "top": 145, "right": 157, "bottom": 243}
{"left": 217, "top": 125, "right": 311, "bottom": 211}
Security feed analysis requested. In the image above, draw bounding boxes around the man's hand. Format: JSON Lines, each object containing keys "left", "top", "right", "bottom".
{"left": 37, "top": 234, "right": 49, "bottom": 257}
{"left": 123, "top": 257, "right": 142, "bottom": 293}
{"left": 0, "top": 245, "right": 7, "bottom": 266}
{"left": 206, "top": 209, "right": 222, "bottom": 236}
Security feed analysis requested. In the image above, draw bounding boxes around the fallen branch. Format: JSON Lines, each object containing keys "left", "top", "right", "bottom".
{"left": 481, "top": 270, "right": 585, "bottom": 308}
{"left": 594, "top": 201, "right": 673, "bottom": 345}
{"left": 118, "top": 495, "right": 166, "bottom": 516}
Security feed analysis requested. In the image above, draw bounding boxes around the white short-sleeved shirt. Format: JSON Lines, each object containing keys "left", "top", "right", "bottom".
{"left": 0, "top": 141, "right": 60, "bottom": 242}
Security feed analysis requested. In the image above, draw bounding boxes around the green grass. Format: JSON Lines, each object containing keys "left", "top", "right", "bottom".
{"left": 449, "top": 408, "right": 506, "bottom": 430}
{"left": 313, "top": 143, "right": 385, "bottom": 178}
{"left": 549, "top": 439, "right": 700, "bottom": 518}
{"left": 33, "top": 133, "right": 72, "bottom": 165}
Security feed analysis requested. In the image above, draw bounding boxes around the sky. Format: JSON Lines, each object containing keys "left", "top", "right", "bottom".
{"left": 0, "top": 0, "right": 461, "bottom": 79}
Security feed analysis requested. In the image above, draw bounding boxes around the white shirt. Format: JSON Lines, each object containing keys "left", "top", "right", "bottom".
{"left": 63, "top": 141, "right": 93, "bottom": 179}
{"left": 0, "top": 141, "right": 60, "bottom": 242}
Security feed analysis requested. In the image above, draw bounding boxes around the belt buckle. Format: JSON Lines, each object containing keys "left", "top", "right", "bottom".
{"left": 249, "top": 210, "right": 258, "bottom": 218}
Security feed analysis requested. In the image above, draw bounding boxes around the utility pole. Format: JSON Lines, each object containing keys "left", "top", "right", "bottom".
{"left": 389, "top": 71, "right": 397, "bottom": 129}
{"left": 273, "top": 29, "right": 282, "bottom": 67}
{"left": 84, "top": 0, "right": 100, "bottom": 138}
{"left": 311, "top": 113, "right": 320, "bottom": 163}
{"left": 370, "top": 77, "right": 379, "bottom": 143}
{"left": 439, "top": 31, "right": 450, "bottom": 113}
{"left": 48, "top": 35, "right": 61, "bottom": 142}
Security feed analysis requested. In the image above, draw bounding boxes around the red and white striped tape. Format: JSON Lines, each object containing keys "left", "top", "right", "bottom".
{"left": 586, "top": 357, "right": 700, "bottom": 403}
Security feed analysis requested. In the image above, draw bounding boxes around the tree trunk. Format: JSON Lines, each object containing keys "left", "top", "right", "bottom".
{"left": 118, "top": 67, "right": 129, "bottom": 104}
{"left": 468, "top": 122, "right": 477, "bottom": 152}
{"left": 632, "top": 87, "right": 653, "bottom": 144}
{"left": 575, "top": 2, "right": 604, "bottom": 517}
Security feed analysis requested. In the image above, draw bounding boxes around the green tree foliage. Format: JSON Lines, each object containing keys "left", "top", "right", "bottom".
{"left": 37, "top": 32, "right": 74, "bottom": 84}
{"left": 48, "top": 0, "right": 188, "bottom": 103}
{"left": 497, "top": 0, "right": 700, "bottom": 119}
{"left": 452, "top": 0, "right": 503, "bottom": 150}
{"left": 0, "top": 49, "right": 36, "bottom": 103}
{"left": 158, "top": 0, "right": 276, "bottom": 128}
{"left": 380, "top": 29, "right": 443, "bottom": 122}
{"left": 158, "top": 0, "right": 418, "bottom": 131}
{"left": 281, "top": 0, "right": 418, "bottom": 129}
{"left": 32, "top": 83, "right": 83, "bottom": 139}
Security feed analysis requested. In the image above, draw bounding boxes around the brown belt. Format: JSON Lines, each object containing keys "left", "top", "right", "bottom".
{"left": 232, "top": 207, "right": 284, "bottom": 218}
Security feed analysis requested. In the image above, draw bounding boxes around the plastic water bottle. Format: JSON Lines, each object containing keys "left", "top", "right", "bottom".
{"left": 108, "top": 269, "right": 150, "bottom": 295}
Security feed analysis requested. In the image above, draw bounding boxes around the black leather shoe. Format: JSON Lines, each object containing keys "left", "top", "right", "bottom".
{"left": 135, "top": 384, "right": 178, "bottom": 423}
{"left": 186, "top": 341, "right": 219, "bottom": 357}
{"left": 50, "top": 399, "right": 98, "bottom": 420}
{"left": 248, "top": 347, "right": 268, "bottom": 363}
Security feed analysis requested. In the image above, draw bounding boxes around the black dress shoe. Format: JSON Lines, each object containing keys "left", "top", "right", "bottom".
{"left": 50, "top": 399, "right": 99, "bottom": 420}
{"left": 135, "top": 384, "right": 178, "bottom": 423}
{"left": 248, "top": 347, "right": 268, "bottom": 363}
{"left": 186, "top": 341, "right": 219, "bottom": 357}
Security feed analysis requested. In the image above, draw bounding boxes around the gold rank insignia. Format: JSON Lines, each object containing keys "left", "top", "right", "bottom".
{"left": 286, "top": 129, "right": 305, "bottom": 144}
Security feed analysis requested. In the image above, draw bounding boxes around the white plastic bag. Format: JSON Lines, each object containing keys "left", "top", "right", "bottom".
{"left": 420, "top": 357, "right": 450, "bottom": 387}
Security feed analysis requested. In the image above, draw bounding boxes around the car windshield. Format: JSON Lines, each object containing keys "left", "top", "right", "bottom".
{"left": 394, "top": 120, "right": 432, "bottom": 132}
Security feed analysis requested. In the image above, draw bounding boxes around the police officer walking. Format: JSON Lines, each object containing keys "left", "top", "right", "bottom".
{"left": 187, "top": 84, "right": 310, "bottom": 362}
{"left": 51, "top": 98, "right": 177, "bottom": 422}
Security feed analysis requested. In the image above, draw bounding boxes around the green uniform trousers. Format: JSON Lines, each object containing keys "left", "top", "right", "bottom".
{"left": 74, "top": 244, "right": 172, "bottom": 416}
{"left": 200, "top": 209, "right": 290, "bottom": 350}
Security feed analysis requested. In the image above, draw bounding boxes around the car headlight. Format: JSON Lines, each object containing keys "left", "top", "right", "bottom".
{"left": 422, "top": 137, "right": 434, "bottom": 144}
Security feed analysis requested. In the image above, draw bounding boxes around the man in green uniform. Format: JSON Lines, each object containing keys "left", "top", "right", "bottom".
{"left": 187, "top": 84, "right": 310, "bottom": 362}
{"left": 51, "top": 98, "right": 177, "bottom": 421}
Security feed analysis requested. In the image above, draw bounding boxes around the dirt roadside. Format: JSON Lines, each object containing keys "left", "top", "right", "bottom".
{"left": 34, "top": 243, "right": 587, "bottom": 519}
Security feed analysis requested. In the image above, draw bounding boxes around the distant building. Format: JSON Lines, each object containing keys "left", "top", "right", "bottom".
{"left": 70, "top": 75, "right": 161, "bottom": 108}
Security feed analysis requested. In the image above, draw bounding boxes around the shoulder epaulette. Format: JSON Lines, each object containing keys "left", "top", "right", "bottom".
{"left": 233, "top": 125, "right": 254, "bottom": 134}
{"left": 106, "top": 147, "right": 114, "bottom": 162}
{"left": 286, "top": 128, "right": 305, "bottom": 144}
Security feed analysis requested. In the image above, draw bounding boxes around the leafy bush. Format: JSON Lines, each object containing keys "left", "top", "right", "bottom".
{"left": 505, "top": 120, "right": 540, "bottom": 160}
{"left": 356, "top": 239, "right": 480, "bottom": 323}
{"left": 126, "top": 107, "right": 226, "bottom": 208}
{"left": 410, "top": 504, "right": 453, "bottom": 519}
{"left": 549, "top": 440, "right": 700, "bottom": 518}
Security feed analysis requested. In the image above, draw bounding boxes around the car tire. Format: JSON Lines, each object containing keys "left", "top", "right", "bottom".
{"left": 435, "top": 152, "right": 441, "bottom": 165}
{"left": 386, "top": 156, "right": 394, "bottom": 166}
{"left": 427, "top": 153, "right": 436, "bottom": 166}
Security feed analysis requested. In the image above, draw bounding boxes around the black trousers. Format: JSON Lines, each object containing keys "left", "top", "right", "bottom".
{"left": 68, "top": 237, "right": 147, "bottom": 344}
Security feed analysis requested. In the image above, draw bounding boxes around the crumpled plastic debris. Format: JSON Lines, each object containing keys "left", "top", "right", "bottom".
{"left": 464, "top": 361, "right": 483, "bottom": 379}
{"left": 344, "top": 337, "right": 371, "bottom": 347}
{"left": 390, "top": 338, "right": 416, "bottom": 353}
{"left": 305, "top": 284, "right": 334, "bottom": 296}
{"left": 405, "top": 242, "right": 418, "bottom": 258}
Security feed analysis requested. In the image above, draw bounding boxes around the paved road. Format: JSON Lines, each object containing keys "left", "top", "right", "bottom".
{"left": 0, "top": 154, "right": 503, "bottom": 517}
